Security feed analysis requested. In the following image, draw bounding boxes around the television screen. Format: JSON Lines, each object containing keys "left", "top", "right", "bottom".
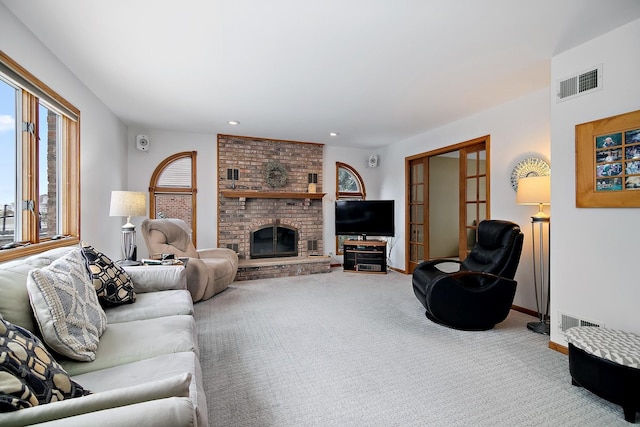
{"left": 335, "top": 200, "right": 395, "bottom": 237}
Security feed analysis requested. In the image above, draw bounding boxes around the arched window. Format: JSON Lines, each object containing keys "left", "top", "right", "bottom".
{"left": 149, "top": 151, "right": 198, "bottom": 245}
{"left": 335, "top": 162, "right": 366, "bottom": 253}
{"left": 336, "top": 162, "right": 366, "bottom": 200}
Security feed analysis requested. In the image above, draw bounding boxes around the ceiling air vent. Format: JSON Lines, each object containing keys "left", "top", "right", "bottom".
{"left": 556, "top": 64, "right": 602, "bottom": 102}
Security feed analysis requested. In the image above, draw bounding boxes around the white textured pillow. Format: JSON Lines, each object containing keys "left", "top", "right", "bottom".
{"left": 27, "top": 248, "right": 107, "bottom": 361}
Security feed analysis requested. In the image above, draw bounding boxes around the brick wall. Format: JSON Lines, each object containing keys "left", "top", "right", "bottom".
{"left": 155, "top": 194, "right": 193, "bottom": 231}
{"left": 217, "top": 135, "right": 324, "bottom": 259}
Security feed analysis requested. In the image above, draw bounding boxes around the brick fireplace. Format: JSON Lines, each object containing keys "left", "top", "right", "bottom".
{"left": 217, "top": 135, "right": 331, "bottom": 280}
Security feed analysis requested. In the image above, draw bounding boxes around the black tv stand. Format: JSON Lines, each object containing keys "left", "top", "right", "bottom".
{"left": 343, "top": 240, "right": 387, "bottom": 274}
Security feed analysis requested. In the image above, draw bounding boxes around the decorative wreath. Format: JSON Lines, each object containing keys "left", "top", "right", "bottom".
{"left": 264, "top": 162, "right": 288, "bottom": 188}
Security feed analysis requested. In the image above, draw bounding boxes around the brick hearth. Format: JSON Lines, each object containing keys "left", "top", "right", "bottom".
{"left": 235, "top": 256, "right": 331, "bottom": 281}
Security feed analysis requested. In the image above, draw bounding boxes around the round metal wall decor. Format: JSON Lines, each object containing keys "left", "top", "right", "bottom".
{"left": 510, "top": 157, "right": 550, "bottom": 191}
{"left": 264, "top": 162, "right": 288, "bottom": 188}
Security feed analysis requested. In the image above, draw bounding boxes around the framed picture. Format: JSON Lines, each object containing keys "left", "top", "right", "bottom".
{"left": 576, "top": 109, "right": 640, "bottom": 207}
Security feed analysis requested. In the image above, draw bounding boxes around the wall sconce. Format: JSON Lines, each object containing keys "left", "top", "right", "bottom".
{"left": 227, "top": 168, "right": 239, "bottom": 189}
{"left": 308, "top": 173, "right": 318, "bottom": 193}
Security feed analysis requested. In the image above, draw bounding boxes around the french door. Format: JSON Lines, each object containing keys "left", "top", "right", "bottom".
{"left": 406, "top": 136, "right": 489, "bottom": 273}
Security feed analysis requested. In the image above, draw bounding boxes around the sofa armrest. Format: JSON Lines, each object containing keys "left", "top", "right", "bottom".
{"left": 0, "top": 373, "right": 192, "bottom": 427}
{"left": 31, "top": 397, "right": 195, "bottom": 427}
{"left": 184, "top": 258, "right": 208, "bottom": 301}
{"left": 122, "top": 264, "right": 187, "bottom": 293}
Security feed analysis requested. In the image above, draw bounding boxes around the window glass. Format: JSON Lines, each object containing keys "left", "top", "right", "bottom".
{"left": 0, "top": 78, "right": 17, "bottom": 244}
{"left": 154, "top": 193, "right": 193, "bottom": 231}
{"left": 38, "top": 103, "right": 60, "bottom": 239}
{"left": 338, "top": 167, "right": 359, "bottom": 192}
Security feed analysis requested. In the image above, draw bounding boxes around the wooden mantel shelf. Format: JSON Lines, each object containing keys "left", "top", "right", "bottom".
{"left": 220, "top": 191, "right": 326, "bottom": 200}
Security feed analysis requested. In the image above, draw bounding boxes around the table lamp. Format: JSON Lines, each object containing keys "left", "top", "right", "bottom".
{"left": 109, "top": 191, "right": 146, "bottom": 265}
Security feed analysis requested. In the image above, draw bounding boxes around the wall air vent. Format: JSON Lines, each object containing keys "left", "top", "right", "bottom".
{"left": 559, "top": 312, "right": 603, "bottom": 341}
{"left": 556, "top": 64, "right": 603, "bottom": 102}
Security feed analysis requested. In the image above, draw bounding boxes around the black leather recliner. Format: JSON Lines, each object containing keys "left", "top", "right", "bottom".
{"left": 412, "top": 219, "right": 524, "bottom": 330}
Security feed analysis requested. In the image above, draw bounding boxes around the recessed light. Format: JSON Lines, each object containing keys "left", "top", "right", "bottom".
{"left": 329, "top": 132, "right": 339, "bottom": 137}
{"left": 228, "top": 121, "right": 240, "bottom": 125}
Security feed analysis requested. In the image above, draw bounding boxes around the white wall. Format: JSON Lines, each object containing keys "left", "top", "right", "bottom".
{"left": 0, "top": 4, "right": 127, "bottom": 258}
{"left": 549, "top": 18, "right": 640, "bottom": 344}
{"left": 126, "top": 128, "right": 219, "bottom": 256}
{"left": 379, "top": 88, "right": 551, "bottom": 311}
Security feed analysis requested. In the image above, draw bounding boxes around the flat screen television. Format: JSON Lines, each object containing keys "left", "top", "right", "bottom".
{"left": 335, "top": 200, "right": 395, "bottom": 238}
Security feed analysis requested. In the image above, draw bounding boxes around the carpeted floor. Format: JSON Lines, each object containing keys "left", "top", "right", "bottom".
{"left": 194, "top": 269, "right": 630, "bottom": 427}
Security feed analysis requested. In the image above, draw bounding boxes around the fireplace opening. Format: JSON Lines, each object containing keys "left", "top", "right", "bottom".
{"left": 250, "top": 224, "right": 298, "bottom": 258}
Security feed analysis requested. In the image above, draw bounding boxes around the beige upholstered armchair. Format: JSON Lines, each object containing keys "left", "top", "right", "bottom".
{"left": 141, "top": 218, "right": 238, "bottom": 302}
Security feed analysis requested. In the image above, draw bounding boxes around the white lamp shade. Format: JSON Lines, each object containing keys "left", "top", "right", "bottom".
{"left": 109, "top": 191, "right": 147, "bottom": 217}
{"left": 516, "top": 175, "right": 551, "bottom": 205}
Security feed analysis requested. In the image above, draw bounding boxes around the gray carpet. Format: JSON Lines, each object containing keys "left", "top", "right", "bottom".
{"left": 194, "top": 269, "right": 629, "bottom": 426}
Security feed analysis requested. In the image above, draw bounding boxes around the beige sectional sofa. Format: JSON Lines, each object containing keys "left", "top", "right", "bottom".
{"left": 0, "top": 246, "right": 207, "bottom": 427}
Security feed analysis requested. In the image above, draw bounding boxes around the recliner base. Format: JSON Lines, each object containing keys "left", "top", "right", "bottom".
{"left": 424, "top": 310, "right": 496, "bottom": 331}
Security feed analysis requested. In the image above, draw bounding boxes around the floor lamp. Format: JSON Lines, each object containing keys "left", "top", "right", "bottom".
{"left": 516, "top": 175, "right": 551, "bottom": 335}
{"left": 109, "top": 191, "right": 147, "bottom": 266}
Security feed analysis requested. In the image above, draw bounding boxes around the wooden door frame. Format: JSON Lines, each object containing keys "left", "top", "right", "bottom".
{"left": 405, "top": 135, "right": 490, "bottom": 273}
{"left": 405, "top": 156, "right": 428, "bottom": 274}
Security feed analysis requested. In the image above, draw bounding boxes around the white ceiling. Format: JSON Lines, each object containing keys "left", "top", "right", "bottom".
{"left": 4, "top": 0, "right": 640, "bottom": 148}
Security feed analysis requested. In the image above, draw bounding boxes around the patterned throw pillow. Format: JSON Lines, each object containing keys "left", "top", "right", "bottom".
{"left": 0, "top": 318, "right": 90, "bottom": 411}
{"left": 26, "top": 249, "right": 108, "bottom": 362}
{"left": 80, "top": 242, "right": 136, "bottom": 306}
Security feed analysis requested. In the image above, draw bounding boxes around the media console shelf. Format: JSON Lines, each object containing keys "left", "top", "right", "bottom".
{"left": 343, "top": 240, "right": 387, "bottom": 274}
